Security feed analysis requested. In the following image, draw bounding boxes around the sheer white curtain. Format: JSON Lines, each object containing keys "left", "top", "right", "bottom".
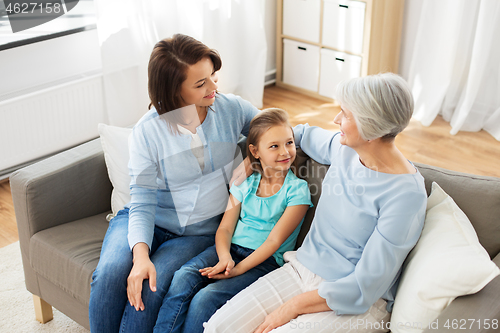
{"left": 408, "top": 0, "right": 500, "bottom": 140}
{"left": 94, "top": 0, "right": 267, "bottom": 127}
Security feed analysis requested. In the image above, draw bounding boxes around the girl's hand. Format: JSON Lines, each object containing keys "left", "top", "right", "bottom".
{"left": 199, "top": 256, "right": 235, "bottom": 278}
{"left": 205, "top": 264, "right": 243, "bottom": 280}
{"left": 127, "top": 244, "right": 156, "bottom": 311}
{"left": 254, "top": 301, "right": 299, "bottom": 333}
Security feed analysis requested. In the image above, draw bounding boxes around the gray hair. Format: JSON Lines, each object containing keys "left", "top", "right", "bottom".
{"left": 335, "top": 73, "right": 414, "bottom": 141}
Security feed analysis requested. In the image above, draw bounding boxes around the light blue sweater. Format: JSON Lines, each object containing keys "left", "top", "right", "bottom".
{"left": 294, "top": 124, "right": 427, "bottom": 315}
{"left": 127, "top": 93, "right": 259, "bottom": 250}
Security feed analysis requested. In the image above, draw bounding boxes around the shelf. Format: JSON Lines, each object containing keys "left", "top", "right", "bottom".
{"left": 276, "top": 0, "right": 405, "bottom": 101}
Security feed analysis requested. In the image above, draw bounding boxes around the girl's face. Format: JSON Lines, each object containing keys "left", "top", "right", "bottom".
{"left": 180, "top": 57, "right": 219, "bottom": 110}
{"left": 334, "top": 105, "right": 363, "bottom": 147}
{"left": 251, "top": 125, "right": 296, "bottom": 175}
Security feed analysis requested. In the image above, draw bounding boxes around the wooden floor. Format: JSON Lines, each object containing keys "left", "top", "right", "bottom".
{"left": 1, "top": 85, "right": 499, "bottom": 248}
{"left": 263, "top": 85, "right": 500, "bottom": 178}
{"left": 0, "top": 181, "right": 17, "bottom": 248}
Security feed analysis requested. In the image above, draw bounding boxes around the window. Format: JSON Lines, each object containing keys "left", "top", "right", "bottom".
{"left": 0, "top": 0, "right": 96, "bottom": 51}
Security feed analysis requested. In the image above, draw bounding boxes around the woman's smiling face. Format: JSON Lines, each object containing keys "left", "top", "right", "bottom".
{"left": 333, "top": 105, "right": 363, "bottom": 147}
{"left": 180, "top": 57, "right": 219, "bottom": 109}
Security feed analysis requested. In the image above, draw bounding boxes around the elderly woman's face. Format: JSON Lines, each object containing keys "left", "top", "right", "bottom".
{"left": 334, "top": 106, "right": 363, "bottom": 147}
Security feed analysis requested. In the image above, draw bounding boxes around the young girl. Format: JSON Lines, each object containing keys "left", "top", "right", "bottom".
{"left": 153, "top": 108, "right": 313, "bottom": 333}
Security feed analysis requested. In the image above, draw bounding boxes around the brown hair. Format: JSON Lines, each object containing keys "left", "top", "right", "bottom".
{"left": 247, "top": 108, "right": 296, "bottom": 175}
{"left": 148, "top": 34, "right": 222, "bottom": 115}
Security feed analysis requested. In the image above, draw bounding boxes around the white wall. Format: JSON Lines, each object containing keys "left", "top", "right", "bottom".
{"left": 0, "top": 29, "right": 103, "bottom": 175}
{"left": 1, "top": 0, "right": 420, "bottom": 100}
{"left": 0, "top": 29, "right": 101, "bottom": 101}
{"left": 264, "top": 0, "right": 277, "bottom": 75}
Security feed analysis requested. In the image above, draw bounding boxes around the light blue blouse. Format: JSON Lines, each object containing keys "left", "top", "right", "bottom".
{"left": 127, "top": 93, "right": 259, "bottom": 251}
{"left": 294, "top": 124, "right": 427, "bottom": 315}
{"left": 230, "top": 170, "right": 313, "bottom": 266}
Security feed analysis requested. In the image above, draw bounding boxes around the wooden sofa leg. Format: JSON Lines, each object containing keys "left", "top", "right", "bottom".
{"left": 33, "top": 295, "right": 53, "bottom": 324}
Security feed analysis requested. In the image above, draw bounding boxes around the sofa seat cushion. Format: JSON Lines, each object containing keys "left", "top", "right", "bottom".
{"left": 29, "top": 212, "right": 109, "bottom": 305}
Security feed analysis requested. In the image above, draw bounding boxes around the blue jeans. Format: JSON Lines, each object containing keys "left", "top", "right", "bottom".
{"left": 153, "top": 244, "right": 280, "bottom": 333}
{"left": 89, "top": 208, "right": 215, "bottom": 333}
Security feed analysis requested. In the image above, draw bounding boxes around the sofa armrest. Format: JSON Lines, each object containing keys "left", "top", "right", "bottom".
{"left": 10, "top": 138, "right": 112, "bottom": 244}
{"left": 422, "top": 254, "right": 500, "bottom": 333}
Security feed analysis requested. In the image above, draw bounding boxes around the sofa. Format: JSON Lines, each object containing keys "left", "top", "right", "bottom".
{"left": 10, "top": 136, "right": 500, "bottom": 332}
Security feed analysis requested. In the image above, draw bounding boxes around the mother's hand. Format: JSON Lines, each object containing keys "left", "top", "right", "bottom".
{"left": 127, "top": 243, "right": 156, "bottom": 311}
{"left": 229, "top": 156, "right": 252, "bottom": 187}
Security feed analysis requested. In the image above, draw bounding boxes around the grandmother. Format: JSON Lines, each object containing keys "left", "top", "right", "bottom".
{"left": 204, "top": 73, "right": 427, "bottom": 333}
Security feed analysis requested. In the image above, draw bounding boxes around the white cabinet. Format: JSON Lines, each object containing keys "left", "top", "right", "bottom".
{"left": 318, "top": 49, "right": 362, "bottom": 98}
{"left": 322, "top": 0, "right": 366, "bottom": 54}
{"left": 276, "top": 0, "right": 405, "bottom": 101}
{"left": 283, "top": 0, "right": 321, "bottom": 43}
{"left": 283, "top": 39, "right": 320, "bottom": 92}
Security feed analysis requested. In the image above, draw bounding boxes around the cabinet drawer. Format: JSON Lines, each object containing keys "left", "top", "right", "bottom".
{"left": 283, "top": 39, "right": 320, "bottom": 92}
{"left": 283, "top": 0, "right": 321, "bottom": 43}
{"left": 318, "top": 48, "right": 361, "bottom": 98}
{"left": 322, "top": 0, "right": 366, "bottom": 54}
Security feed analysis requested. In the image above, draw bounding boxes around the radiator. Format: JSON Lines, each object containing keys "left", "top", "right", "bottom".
{"left": 0, "top": 74, "right": 106, "bottom": 173}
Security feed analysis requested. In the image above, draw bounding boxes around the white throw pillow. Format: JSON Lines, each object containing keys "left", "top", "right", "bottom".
{"left": 98, "top": 123, "right": 132, "bottom": 216}
{"left": 390, "top": 182, "right": 500, "bottom": 333}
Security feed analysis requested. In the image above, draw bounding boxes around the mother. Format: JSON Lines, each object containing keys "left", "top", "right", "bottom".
{"left": 88, "top": 34, "right": 259, "bottom": 333}
{"left": 205, "top": 73, "right": 427, "bottom": 333}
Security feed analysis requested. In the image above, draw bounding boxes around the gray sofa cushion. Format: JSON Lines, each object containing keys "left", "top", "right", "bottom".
{"left": 414, "top": 162, "right": 500, "bottom": 258}
{"left": 296, "top": 158, "right": 329, "bottom": 248}
{"left": 29, "top": 212, "right": 109, "bottom": 305}
{"left": 14, "top": 139, "right": 112, "bottom": 236}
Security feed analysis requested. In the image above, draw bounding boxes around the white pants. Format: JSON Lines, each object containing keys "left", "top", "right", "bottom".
{"left": 204, "top": 251, "right": 390, "bottom": 333}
